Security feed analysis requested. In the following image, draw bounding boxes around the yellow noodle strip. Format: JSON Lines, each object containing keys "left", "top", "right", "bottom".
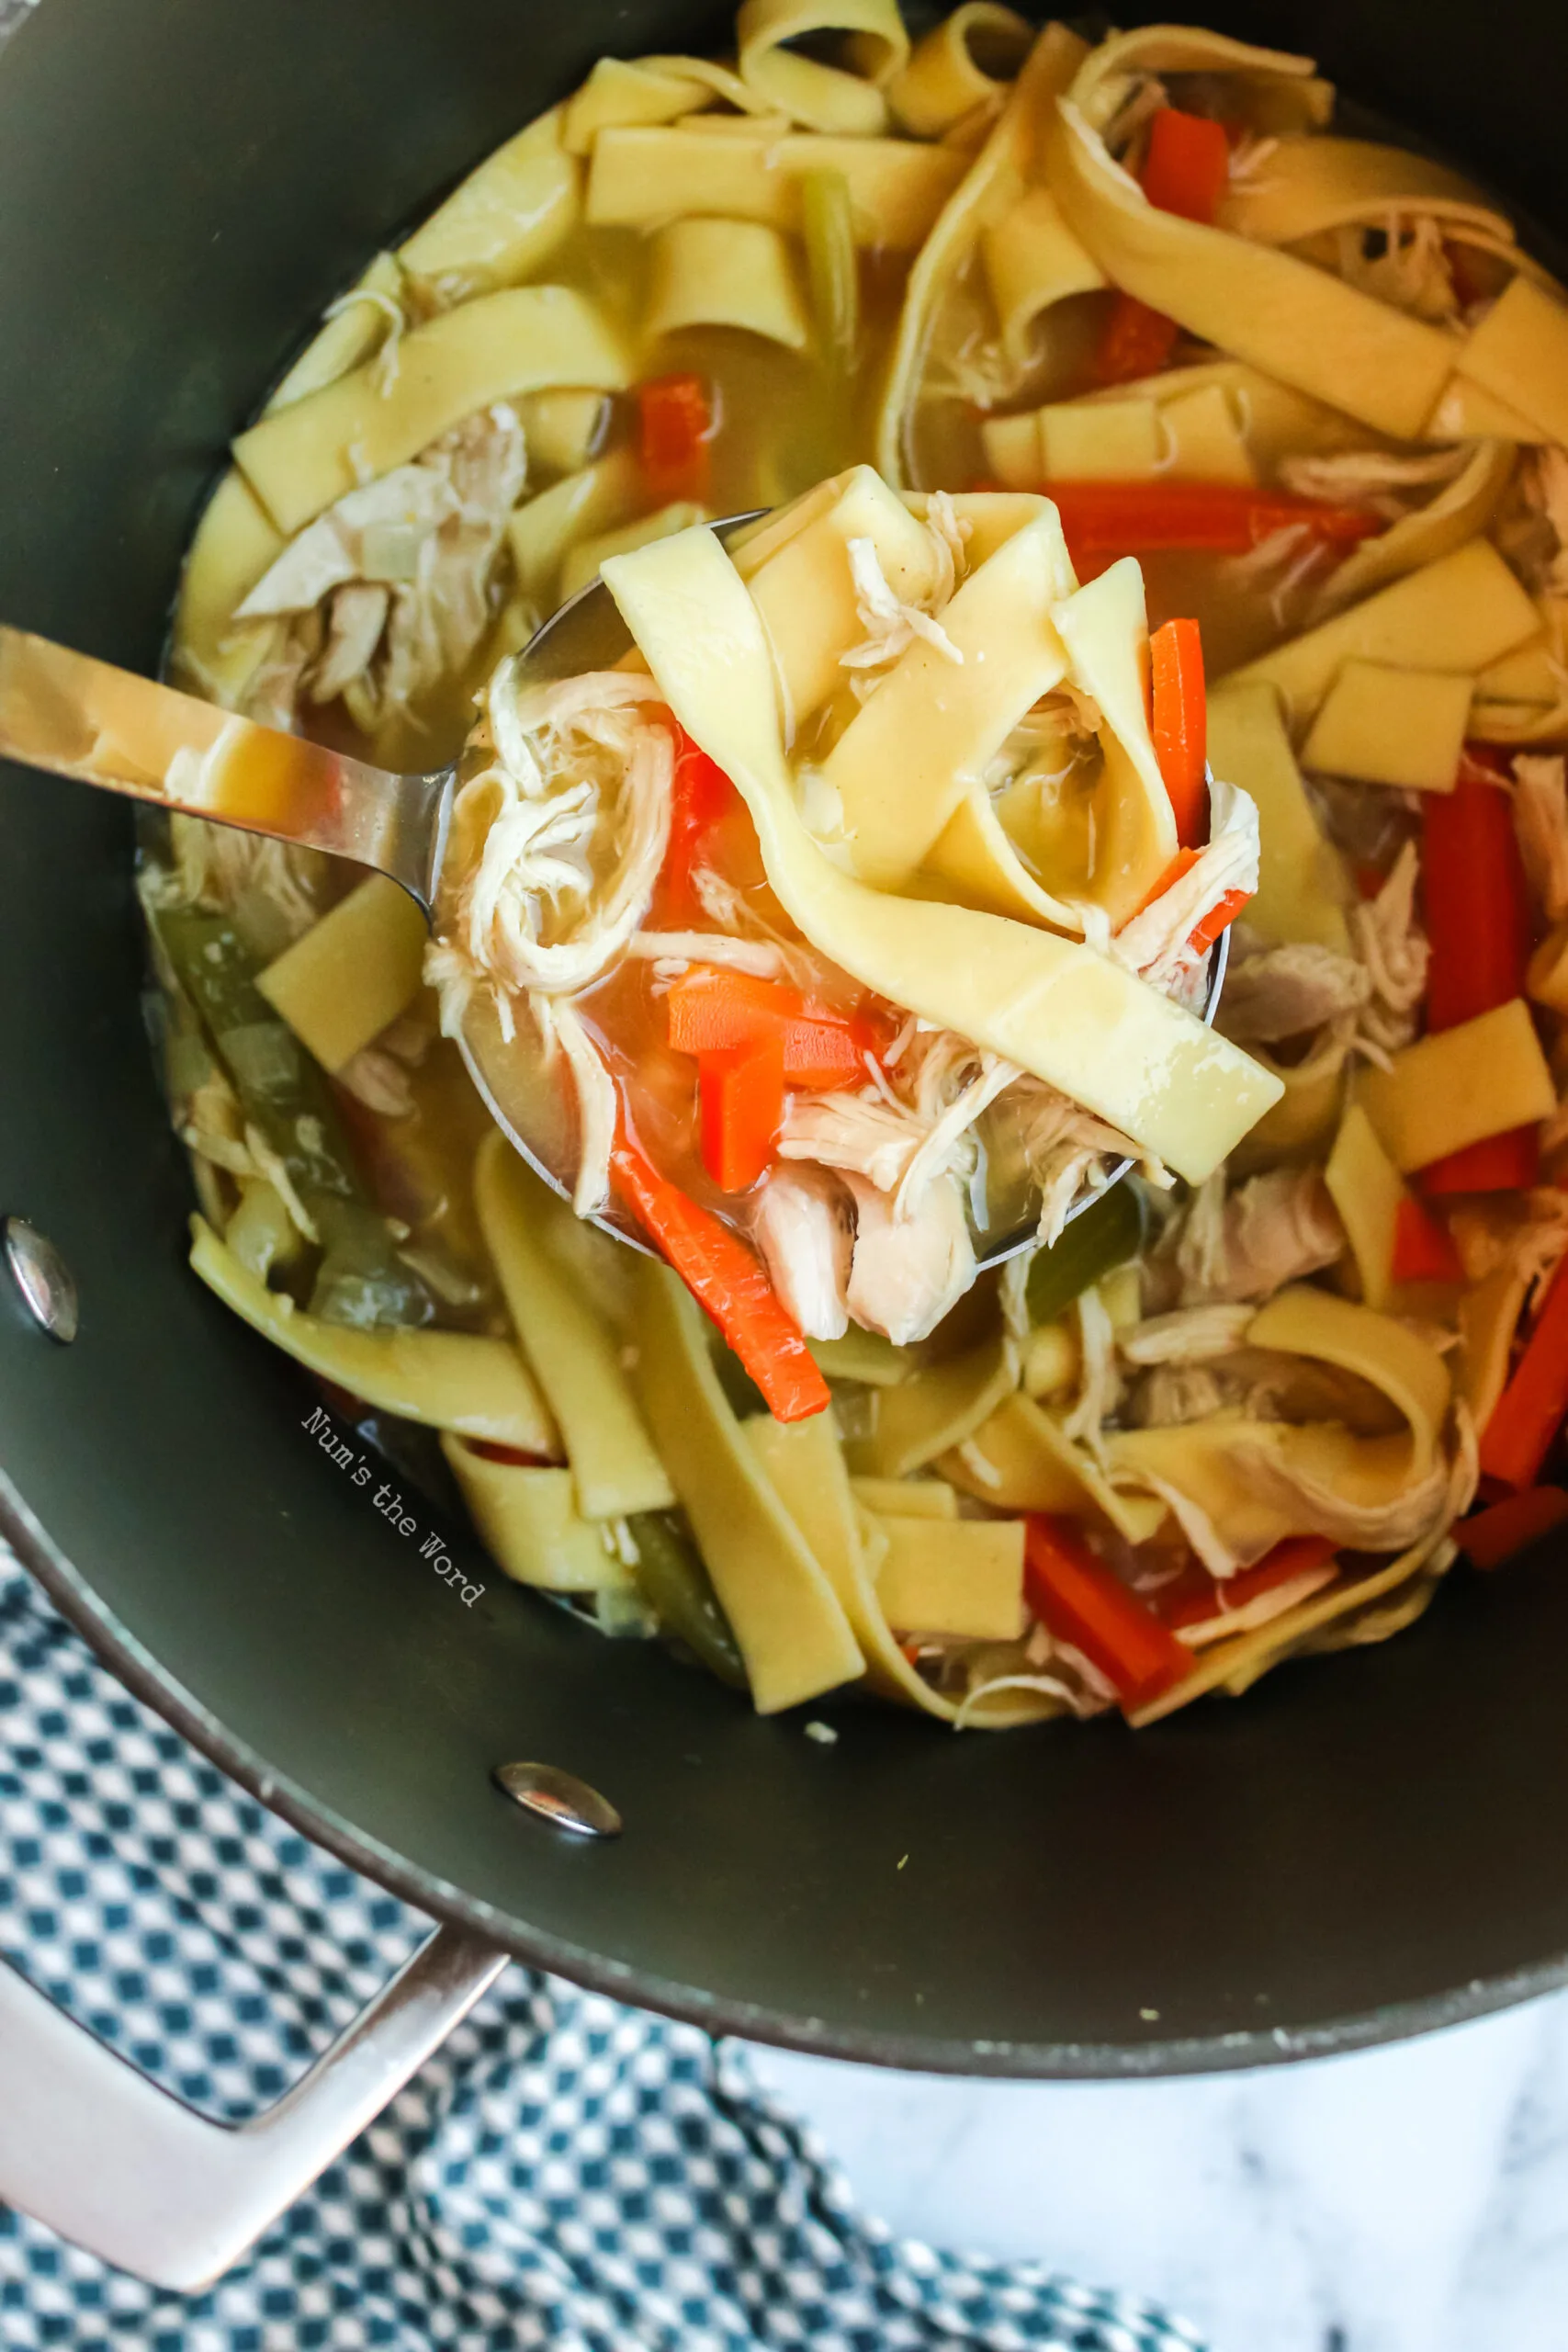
{"left": 632, "top": 1263, "right": 863, "bottom": 1713}
{"left": 475, "top": 1133, "right": 675, "bottom": 1520}
{"left": 736, "top": 0, "right": 908, "bottom": 133}
{"left": 440, "top": 1443, "right": 631, "bottom": 1590}
{"left": 188, "top": 1215, "right": 557, "bottom": 1450}
{"left": 1044, "top": 28, "right": 1459, "bottom": 441}
{"left": 233, "top": 287, "right": 629, "bottom": 535}
{"left": 585, "top": 124, "right": 964, "bottom": 247}
{"left": 602, "top": 524, "right": 1283, "bottom": 1179}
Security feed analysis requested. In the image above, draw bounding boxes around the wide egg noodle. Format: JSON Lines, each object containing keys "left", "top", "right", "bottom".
{"left": 874, "top": 22, "right": 1092, "bottom": 484}
{"left": 1205, "top": 681, "right": 1350, "bottom": 949}
{"left": 1222, "top": 539, "right": 1542, "bottom": 730}
{"left": 601, "top": 523, "right": 1283, "bottom": 1181}
{"left": 940, "top": 1388, "right": 1168, "bottom": 1544}
{"left": 188, "top": 1215, "right": 558, "bottom": 1451}
{"left": 819, "top": 506, "right": 1077, "bottom": 888}
{"left": 1246, "top": 1283, "right": 1452, "bottom": 1479}
{"left": 978, "top": 186, "right": 1105, "bottom": 374}
{"left": 233, "top": 287, "right": 631, "bottom": 536}
{"left": 643, "top": 218, "right": 811, "bottom": 350}
{"left": 735, "top": 0, "right": 909, "bottom": 133}
{"left": 1217, "top": 133, "right": 1519, "bottom": 254}
{"left": 632, "top": 1261, "right": 865, "bottom": 1713}
{"left": 560, "top": 58, "right": 720, "bottom": 153}
{"left": 1047, "top": 557, "right": 1180, "bottom": 925}
{"left": 739, "top": 466, "right": 946, "bottom": 735}
{"left": 846, "top": 1336, "right": 1016, "bottom": 1477}
{"left": 887, "top": 2, "right": 1032, "bottom": 141}
{"left": 172, "top": 473, "right": 288, "bottom": 707}
{"left": 1043, "top": 27, "right": 1461, "bottom": 442}
{"left": 397, "top": 107, "right": 581, "bottom": 300}
{"left": 744, "top": 1408, "right": 1062, "bottom": 1724}
{"left": 583, "top": 123, "right": 965, "bottom": 248}
{"left": 440, "top": 1442, "right": 635, "bottom": 1592}
{"left": 1128, "top": 1530, "right": 1454, "bottom": 1726}
{"left": 1303, "top": 438, "right": 1516, "bottom": 624}
{"left": 474, "top": 1132, "right": 675, "bottom": 1520}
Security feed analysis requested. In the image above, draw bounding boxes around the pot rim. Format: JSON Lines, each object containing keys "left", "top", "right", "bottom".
{"left": 6, "top": 1462, "right": 1563, "bottom": 2079}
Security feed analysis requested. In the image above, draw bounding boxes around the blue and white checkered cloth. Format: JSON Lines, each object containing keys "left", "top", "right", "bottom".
{"left": 0, "top": 1554, "right": 1210, "bottom": 2350}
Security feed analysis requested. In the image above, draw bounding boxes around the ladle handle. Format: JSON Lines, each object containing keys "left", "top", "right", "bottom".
{"left": 0, "top": 624, "right": 449, "bottom": 912}
{"left": 0, "top": 1925, "right": 509, "bottom": 2288}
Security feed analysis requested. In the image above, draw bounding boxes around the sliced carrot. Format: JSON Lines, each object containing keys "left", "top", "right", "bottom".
{"left": 1150, "top": 617, "right": 1207, "bottom": 848}
{"left": 1418, "top": 1127, "right": 1540, "bottom": 1197}
{"left": 1421, "top": 771, "right": 1530, "bottom": 1033}
{"left": 1479, "top": 1253, "right": 1568, "bottom": 1491}
{"left": 1140, "top": 106, "right": 1232, "bottom": 221}
{"left": 698, "top": 1035, "right": 784, "bottom": 1193}
{"left": 1188, "top": 888, "right": 1249, "bottom": 956}
{"left": 650, "top": 726, "right": 742, "bottom": 924}
{"left": 665, "top": 967, "right": 867, "bottom": 1090}
{"left": 609, "top": 1126, "right": 829, "bottom": 1423}
{"left": 1133, "top": 846, "right": 1199, "bottom": 918}
{"left": 1127, "top": 849, "right": 1247, "bottom": 953}
{"left": 1159, "top": 1533, "right": 1338, "bottom": 1630}
{"left": 636, "top": 372, "right": 714, "bottom": 504}
{"left": 1023, "top": 1515, "right": 1192, "bottom": 1710}
{"left": 1094, "top": 295, "right": 1179, "bottom": 387}
{"left": 1391, "top": 1194, "right": 1465, "bottom": 1285}
{"left": 1092, "top": 108, "right": 1230, "bottom": 385}
{"left": 1045, "top": 481, "right": 1382, "bottom": 558}
{"left": 1460, "top": 1487, "right": 1568, "bottom": 1570}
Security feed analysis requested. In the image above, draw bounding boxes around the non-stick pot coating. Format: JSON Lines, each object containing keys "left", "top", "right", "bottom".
{"left": 3, "top": 0, "right": 1568, "bottom": 2075}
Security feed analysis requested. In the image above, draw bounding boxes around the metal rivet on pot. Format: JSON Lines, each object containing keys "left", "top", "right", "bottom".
{"left": 492, "top": 1760, "right": 622, "bottom": 1838}
{"left": 3, "top": 1217, "right": 78, "bottom": 1343}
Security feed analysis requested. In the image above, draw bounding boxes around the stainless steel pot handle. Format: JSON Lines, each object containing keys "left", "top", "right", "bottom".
{"left": 0, "top": 1925, "right": 510, "bottom": 2289}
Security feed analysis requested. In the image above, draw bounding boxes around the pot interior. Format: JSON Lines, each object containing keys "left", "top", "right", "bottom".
{"left": 3, "top": 0, "right": 1568, "bottom": 2073}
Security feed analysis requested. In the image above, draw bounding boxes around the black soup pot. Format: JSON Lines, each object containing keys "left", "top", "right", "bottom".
{"left": 4, "top": 0, "right": 1568, "bottom": 2138}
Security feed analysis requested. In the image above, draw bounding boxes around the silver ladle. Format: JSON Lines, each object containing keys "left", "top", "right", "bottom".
{"left": 0, "top": 542, "right": 1225, "bottom": 1271}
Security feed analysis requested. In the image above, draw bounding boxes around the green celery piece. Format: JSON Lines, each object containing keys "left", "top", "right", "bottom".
{"left": 1025, "top": 1182, "right": 1147, "bottom": 1328}
{"left": 627, "top": 1509, "right": 747, "bottom": 1689}
{"left": 801, "top": 169, "right": 859, "bottom": 370}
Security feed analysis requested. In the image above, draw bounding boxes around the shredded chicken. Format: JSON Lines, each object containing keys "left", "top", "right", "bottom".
{"left": 1227, "top": 132, "right": 1279, "bottom": 187}
{"left": 1220, "top": 523, "right": 1336, "bottom": 627}
{"left": 1119, "top": 1303, "right": 1254, "bottom": 1366}
{"left": 1060, "top": 1283, "right": 1120, "bottom": 1453}
{"left": 1232, "top": 1435, "right": 1450, "bottom": 1553}
{"left": 1109, "top": 775, "right": 1260, "bottom": 990}
{"left": 1127, "top": 1363, "right": 1229, "bottom": 1428}
{"left": 236, "top": 404, "right": 526, "bottom": 732}
{"left": 1177, "top": 1168, "right": 1344, "bottom": 1306}
{"left": 1515, "top": 754, "right": 1568, "bottom": 924}
{"left": 839, "top": 499, "right": 968, "bottom": 692}
{"left": 628, "top": 931, "right": 784, "bottom": 979}
{"left": 336, "top": 1046, "right": 416, "bottom": 1118}
{"left": 1348, "top": 840, "right": 1427, "bottom": 1065}
{"left": 780, "top": 1090, "right": 933, "bottom": 1194}
{"left": 752, "top": 1165, "right": 853, "bottom": 1341}
{"left": 1217, "top": 940, "right": 1371, "bottom": 1044}
{"left": 844, "top": 1171, "right": 976, "bottom": 1346}
{"left": 165, "top": 812, "right": 322, "bottom": 949}
{"left": 1516, "top": 448, "right": 1568, "bottom": 597}
{"left": 428, "top": 667, "right": 673, "bottom": 1032}
{"left": 1333, "top": 214, "right": 1459, "bottom": 323}
{"left": 1277, "top": 442, "right": 1469, "bottom": 521}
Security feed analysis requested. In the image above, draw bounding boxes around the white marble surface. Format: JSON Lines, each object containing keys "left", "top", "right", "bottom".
{"left": 749, "top": 1987, "right": 1568, "bottom": 2351}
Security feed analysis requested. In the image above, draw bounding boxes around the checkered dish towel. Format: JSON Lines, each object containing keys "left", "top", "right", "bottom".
{"left": 0, "top": 1555, "right": 1209, "bottom": 2352}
